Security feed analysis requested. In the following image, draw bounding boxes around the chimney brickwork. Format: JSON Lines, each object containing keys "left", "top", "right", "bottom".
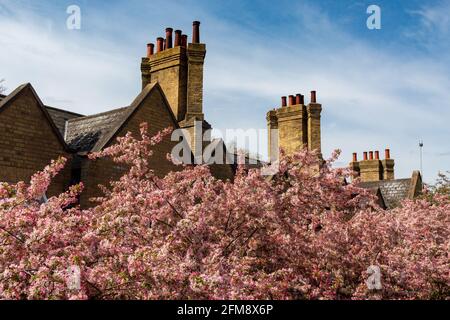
{"left": 141, "top": 21, "right": 206, "bottom": 124}
{"left": 266, "top": 109, "right": 279, "bottom": 162}
{"left": 141, "top": 21, "right": 206, "bottom": 157}
{"left": 185, "top": 42, "right": 206, "bottom": 121}
{"left": 266, "top": 91, "right": 321, "bottom": 159}
{"left": 381, "top": 149, "right": 395, "bottom": 180}
{"left": 359, "top": 158, "right": 382, "bottom": 181}
{"left": 350, "top": 148, "right": 395, "bottom": 182}
{"left": 349, "top": 153, "right": 360, "bottom": 177}
{"left": 141, "top": 45, "right": 188, "bottom": 121}
{"left": 307, "top": 91, "right": 322, "bottom": 158}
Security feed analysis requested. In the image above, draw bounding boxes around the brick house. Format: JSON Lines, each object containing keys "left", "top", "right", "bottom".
{"left": 1, "top": 22, "right": 235, "bottom": 207}
{"left": 349, "top": 150, "right": 423, "bottom": 209}
{"left": 1, "top": 21, "right": 421, "bottom": 208}
{"left": 265, "top": 92, "right": 423, "bottom": 208}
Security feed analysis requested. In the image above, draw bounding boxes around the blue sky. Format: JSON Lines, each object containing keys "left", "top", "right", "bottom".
{"left": 0, "top": 0, "right": 449, "bottom": 182}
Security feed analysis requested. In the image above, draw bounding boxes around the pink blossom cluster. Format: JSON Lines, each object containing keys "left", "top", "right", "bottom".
{"left": 0, "top": 123, "right": 448, "bottom": 300}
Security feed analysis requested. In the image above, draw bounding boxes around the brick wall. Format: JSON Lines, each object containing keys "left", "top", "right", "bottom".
{"left": 0, "top": 86, "right": 71, "bottom": 196}
{"left": 307, "top": 103, "right": 322, "bottom": 156}
{"left": 267, "top": 100, "right": 322, "bottom": 160}
{"left": 143, "top": 46, "right": 188, "bottom": 122}
{"left": 186, "top": 43, "right": 206, "bottom": 118}
{"left": 277, "top": 105, "right": 307, "bottom": 156}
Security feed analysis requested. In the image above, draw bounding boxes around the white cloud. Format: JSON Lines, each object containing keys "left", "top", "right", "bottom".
{"left": 202, "top": 3, "right": 450, "bottom": 182}
{"left": 404, "top": 0, "right": 450, "bottom": 54}
{"left": 0, "top": 0, "right": 448, "bottom": 183}
{"left": 0, "top": 1, "right": 139, "bottom": 114}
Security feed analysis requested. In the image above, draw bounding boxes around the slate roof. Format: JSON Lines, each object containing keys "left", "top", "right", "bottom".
{"left": 64, "top": 82, "right": 179, "bottom": 153}
{"left": 65, "top": 107, "right": 130, "bottom": 153}
{"left": 359, "top": 178, "right": 412, "bottom": 209}
{"left": 45, "top": 106, "right": 84, "bottom": 137}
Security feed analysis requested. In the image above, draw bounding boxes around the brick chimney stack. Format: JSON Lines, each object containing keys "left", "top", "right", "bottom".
{"left": 351, "top": 148, "right": 395, "bottom": 182}
{"left": 359, "top": 149, "right": 382, "bottom": 182}
{"left": 381, "top": 148, "right": 395, "bottom": 180}
{"left": 266, "top": 89, "right": 316, "bottom": 159}
{"left": 349, "top": 152, "right": 361, "bottom": 178}
{"left": 184, "top": 20, "right": 206, "bottom": 122}
{"left": 307, "top": 90, "right": 322, "bottom": 158}
{"left": 141, "top": 21, "right": 207, "bottom": 132}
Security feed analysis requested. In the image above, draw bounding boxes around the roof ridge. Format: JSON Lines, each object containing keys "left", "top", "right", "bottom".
{"left": 0, "top": 83, "right": 69, "bottom": 151}
{"left": 0, "top": 83, "right": 28, "bottom": 109}
{"left": 45, "top": 105, "right": 84, "bottom": 117}
{"left": 360, "top": 178, "right": 412, "bottom": 185}
{"left": 67, "top": 106, "right": 130, "bottom": 123}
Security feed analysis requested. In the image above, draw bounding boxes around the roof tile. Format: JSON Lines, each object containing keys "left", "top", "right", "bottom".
{"left": 65, "top": 107, "right": 130, "bottom": 152}
{"left": 359, "top": 179, "right": 412, "bottom": 209}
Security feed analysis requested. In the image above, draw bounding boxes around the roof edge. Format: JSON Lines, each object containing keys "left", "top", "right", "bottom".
{"left": 45, "top": 105, "right": 84, "bottom": 117}
{"left": 0, "top": 83, "right": 70, "bottom": 152}
{"left": 90, "top": 82, "right": 180, "bottom": 152}
{"left": 67, "top": 106, "right": 129, "bottom": 123}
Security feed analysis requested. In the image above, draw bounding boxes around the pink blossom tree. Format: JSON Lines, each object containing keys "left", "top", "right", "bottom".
{"left": 0, "top": 123, "right": 448, "bottom": 300}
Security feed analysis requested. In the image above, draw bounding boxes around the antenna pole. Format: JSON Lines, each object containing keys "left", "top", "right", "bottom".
{"left": 419, "top": 140, "right": 424, "bottom": 179}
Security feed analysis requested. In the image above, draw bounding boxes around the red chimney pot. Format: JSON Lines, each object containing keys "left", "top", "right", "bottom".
{"left": 181, "top": 34, "right": 188, "bottom": 47}
{"left": 375, "top": 151, "right": 380, "bottom": 160}
{"left": 363, "top": 152, "right": 368, "bottom": 161}
{"left": 385, "top": 149, "right": 391, "bottom": 159}
{"left": 165, "top": 28, "right": 173, "bottom": 49}
{"left": 174, "top": 30, "right": 182, "bottom": 47}
{"left": 281, "top": 96, "right": 287, "bottom": 107}
{"left": 311, "top": 91, "right": 317, "bottom": 103}
{"left": 352, "top": 153, "right": 357, "bottom": 162}
{"left": 192, "top": 21, "right": 200, "bottom": 44}
{"left": 147, "top": 43, "right": 154, "bottom": 57}
{"left": 288, "top": 95, "right": 295, "bottom": 106}
{"left": 369, "top": 151, "right": 374, "bottom": 160}
{"left": 295, "top": 94, "right": 301, "bottom": 105}
{"left": 156, "top": 37, "right": 164, "bottom": 52}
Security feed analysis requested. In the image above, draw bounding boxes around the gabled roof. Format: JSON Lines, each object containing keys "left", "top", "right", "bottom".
{"left": 0, "top": 83, "right": 69, "bottom": 151}
{"left": 359, "top": 178, "right": 413, "bottom": 209}
{"left": 65, "top": 82, "right": 179, "bottom": 153}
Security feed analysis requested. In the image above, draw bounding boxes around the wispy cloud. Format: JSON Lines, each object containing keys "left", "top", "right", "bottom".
{"left": 0, "top": 0, "right": 448, "bottom": 183}
{"left": 404, "top": 0, "right": 450, "bottom": 53}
